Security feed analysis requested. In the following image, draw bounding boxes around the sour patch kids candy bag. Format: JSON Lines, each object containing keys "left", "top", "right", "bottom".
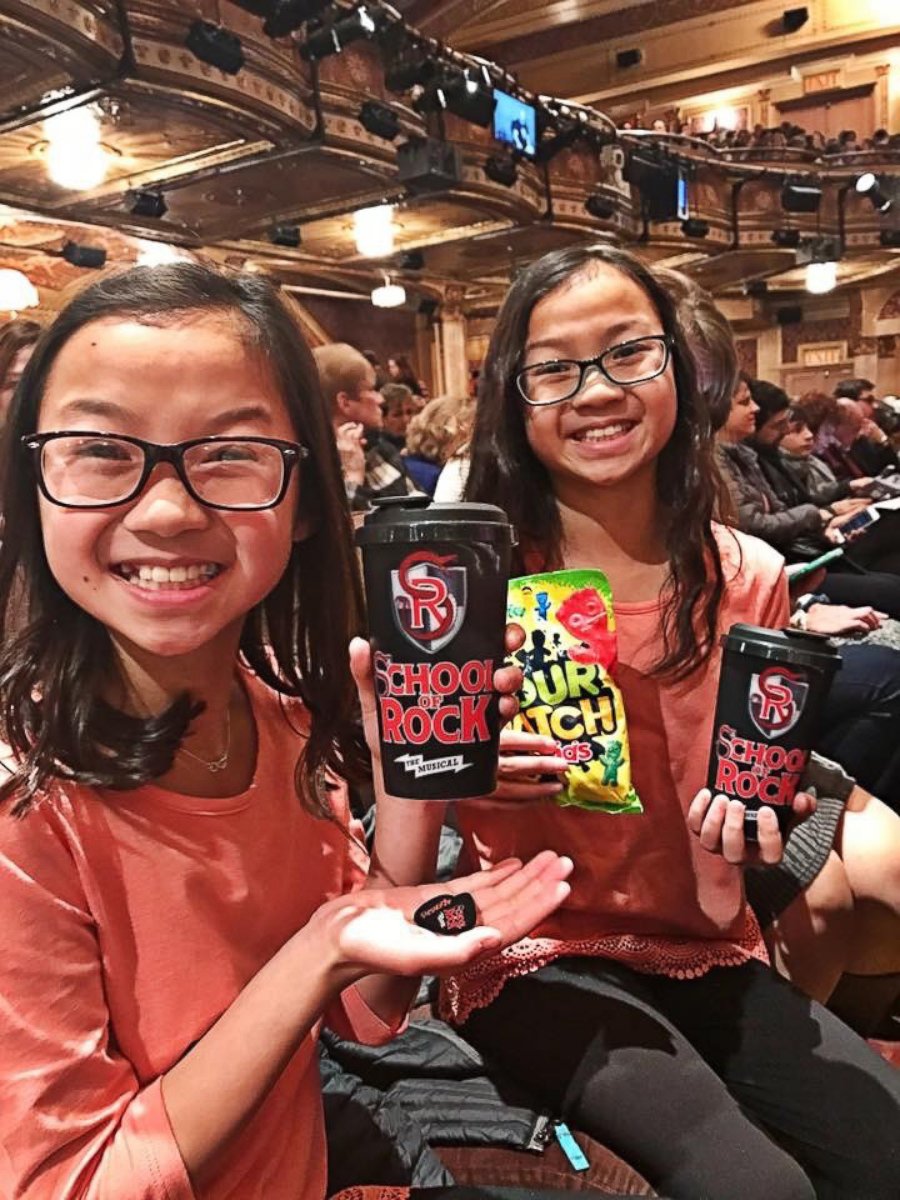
{"left": 507, "top": 569, "right": 641, "bottom": 814}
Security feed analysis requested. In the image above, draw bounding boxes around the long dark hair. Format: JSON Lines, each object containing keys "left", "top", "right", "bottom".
{"left": 464, "top": 243, "right": 724, "bottom": 681}
{"left": 0, "top": 263, "right": 368, "bottom": 816}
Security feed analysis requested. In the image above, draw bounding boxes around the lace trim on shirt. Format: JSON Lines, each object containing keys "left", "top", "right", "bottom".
{"left": 439, "top": 913, "right": 769, "bottom": 1025}
{"left": 330, "top": 1188, "right": 410, "bottom": 1200}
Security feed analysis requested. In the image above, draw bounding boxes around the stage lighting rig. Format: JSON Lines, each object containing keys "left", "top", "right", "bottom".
{"left": 359, "top": 100, "right": 400, "bottom": 140}
{"left": 415, "top": 64, "right": 494, "bottom": 128}
{"left": 234, "top": 0, "right": 332, "bottom": 37}
{"left": 681, "top": 217, "right": 709, "bottom": 238}
{"left": 484, "top": 152, "right": 517, "bottom": 187}
{"left": 781, "top": 180, "right": 822, "bottom": 213}
{"left": 585, "top": 193, "right": 616, "bottom": 220}
{"left": 62, "top": 241, "right": 107, "bottom": 269}
{"left": 185, "top": 20, "right": 245, "bottom": 75}
{"left": 129, "top": 188, "right": 168, "bottom": 219}
{"left": 384, "top": 43, "right": 439, "bottom": 92}
{"left": 270, "top": 223, "right": 301, "bottom": 247}
{"left": 300, "top": 5, "right": 381, "bottom": 60}
{"left": 856, "top": 173, "right": 892, "bottom": 213}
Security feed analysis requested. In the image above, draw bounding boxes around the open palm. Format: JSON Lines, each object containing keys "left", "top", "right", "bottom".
{"left": 324, "top": 851, "right": 572, "bottom": 977}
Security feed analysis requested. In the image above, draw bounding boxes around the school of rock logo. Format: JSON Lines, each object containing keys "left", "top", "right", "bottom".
{"left": 392, "top": 550, "right": 466, "bottom": 653}
{"left": 748, "top": 666, "right": 808, "bottom": 738}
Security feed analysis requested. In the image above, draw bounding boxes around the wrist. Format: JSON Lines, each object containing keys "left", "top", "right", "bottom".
{"left": 303, "top": 899, "right": 370, "bottom": 991}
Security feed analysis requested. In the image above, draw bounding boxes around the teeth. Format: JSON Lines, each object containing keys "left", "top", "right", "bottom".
{"left": 576, "top": 422, "right": 634, "bottom": 442}
{"left": 116, "top": 563, "right": 220, "bottom": 587}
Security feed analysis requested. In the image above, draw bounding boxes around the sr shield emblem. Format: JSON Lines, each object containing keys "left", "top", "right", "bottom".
{"left": 748, "top": 666, "right": 809, "bottom": 738}
{"left": 391, "top": 551, "right": 466, "bottom": 653}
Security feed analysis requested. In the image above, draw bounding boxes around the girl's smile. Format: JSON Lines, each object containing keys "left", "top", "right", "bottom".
{"left": 36, "top": 315, "right": 301, "bottom": 663}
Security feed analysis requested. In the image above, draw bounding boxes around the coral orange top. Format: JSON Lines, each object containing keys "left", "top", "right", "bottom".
{"left": 443, "top": 527, "right": 789, "bottom": 1023}
{"left": 0, "top": 671, "right": 401, "bottom": 1200}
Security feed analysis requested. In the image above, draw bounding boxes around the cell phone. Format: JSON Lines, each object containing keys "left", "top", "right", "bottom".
{"left": 836, "top": 506, "right": 880, "bottom": 538}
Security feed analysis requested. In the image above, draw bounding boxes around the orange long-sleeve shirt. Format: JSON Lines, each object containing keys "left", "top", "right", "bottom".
{"left": 443, "top": 527, "right": 790, "bottom": 1022}
{"left": 0, "top": 671, "right": 399, "bottom": 1200}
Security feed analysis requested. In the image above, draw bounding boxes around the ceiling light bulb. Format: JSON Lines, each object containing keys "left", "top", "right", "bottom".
{"left": 805, "top": 260, "right": 837, "bottom": 294}
{"left": 371, "top": 281, "right": 406, "bottom": 308}
{"left": 0, "top": 268, "right": 39, "bottom": 311}
{"left": 855, "top": 172, "right": 876, "bottom": 194}
{"left": 43, "top": 106, "right": 109, "bottom": 191}
{"left": 354, "top": 204, "right": 395, "bottom": 257}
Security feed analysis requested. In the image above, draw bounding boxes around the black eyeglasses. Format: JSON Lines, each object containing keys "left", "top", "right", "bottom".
{"left": 23, "top": 431, "right": 308, "bottom": 511}
{"left": 515, "top": 334, "right": 673, "bottom": 407}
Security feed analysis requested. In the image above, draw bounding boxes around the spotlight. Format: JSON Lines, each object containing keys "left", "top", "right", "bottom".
{"left": 615, "top": 48, "right": 643, "bottom": 69}
{"left": 772, "top": 228, "right": 801, "bottom": 248}
{"left": 185, "top": 20, "right": 245, "bottom": 75}
{"left": 300, "top": 5, "right": 380, "bottom": 60}
{"left": 62, "top": 241, "right": 107, "bottom": 269}
{"left": 416, "top": 65, "right": 494, "bottom": 128}
{"left": 681, "top": 217, "right": 710, "bottom": 239}
{"left": 782, "top": 6, "right": 809, "bottom": 33}
{"left": 584, "top": 193, "right": 616, "bottom": 220}
{"left": 855, "top": 173, "right": 892, "bottom": 213}
{"left": 398, "top": 249, "right": 424, "bottom": 270}
{"left": 781, "top": 181, "right": 821, "bottom": 213}
{"left": 484, "top": 153, "right": 517, "bottom": 187}
{"left": 397, "top": 137, "right": 462, "bottom": 192}
{"left": 806, "top": 260, "right": 837, "bottom": 294}
{"left": 385, "top": 48, "right": 437, "bottom": 93}
{"left": 129, "top": 188, "right": 168, "bottom": 219}
{"left": 624, "top": 152, "right": 681, "bottom": 220}
{"left": 250, "top": 0, "right": 330, "bottom": 37}
{"left": 270, "top": 223, "right": 301, "bottom": 247}
{"left": 880, "top": 230, "right": 900, "bottom": 248}
{"left": 359, "top": 100, "right": 400, "bottom": 140}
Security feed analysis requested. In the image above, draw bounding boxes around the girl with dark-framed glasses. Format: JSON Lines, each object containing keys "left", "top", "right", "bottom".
{"left": 439, "top": 243, "right": 900, "bottom": 1200}
{"left": 0, "top": 263, "right": 573, "bottom": 1199}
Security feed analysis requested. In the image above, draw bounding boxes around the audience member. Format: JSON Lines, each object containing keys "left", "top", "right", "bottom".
{"left": 0, "top": 317, "right": 42, "bottom": 423}
{"left": 818, "top": 396, "right": 898, "bottom": 480}
{"left": 445, "top": 242, "right": 900, "bottom": 1200}
{"left": 379, "top": 381, "right": 422, "bottom": 449}
{"left": 835, "top": 376, "right": 900, "bottom": 446}
{"left": 778, "top": 406, "right": 870, "bottom": 507}
{"left": 314, "top": 342, "right": 419, "bottom": 510}
{"left": 361, "top": 348, "right": 387, "bottom": 388}
{"left": 386, "top": 353, "right": 426, "bottom": 397}
{"left": 403, "top": 394, "right": 474, "bottom": 496}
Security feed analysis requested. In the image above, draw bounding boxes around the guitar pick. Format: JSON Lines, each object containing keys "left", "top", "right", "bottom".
{"left": 413, "top": 892, "right": 477, "bottom": 936}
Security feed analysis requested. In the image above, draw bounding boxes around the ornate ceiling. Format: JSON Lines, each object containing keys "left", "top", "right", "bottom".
{"left": 0, "top": 0, "right": 897, "bottom": 325}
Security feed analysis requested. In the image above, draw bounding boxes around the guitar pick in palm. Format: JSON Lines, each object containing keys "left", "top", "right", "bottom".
{"left": 413, "top": 892, "right": 477, "bottom": 935}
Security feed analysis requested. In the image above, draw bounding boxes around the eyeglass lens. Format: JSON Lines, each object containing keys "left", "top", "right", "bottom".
{"left": 39, "top": 436, "right": 287, "bottom": 508}
{"left": 519, "top": 337, "right": 667, "bottom": 405}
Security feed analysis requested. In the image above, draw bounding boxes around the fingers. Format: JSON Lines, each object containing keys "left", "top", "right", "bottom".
{"left": 504, "top": 622, "right": 526, "bottom": 652}
{"left": 484, "top": 780, "right": 564, "bottom": 803}
{"left": 791, "top": 790, "right": 816, "bottom": 820}
{"left": 499, "top": 730, "right": 560, "bottom": 755}
{"left": 493, "top": 664, "right": 522, "bottom": 695}
{"left": 719, "top": 798, "right": 747, "bottom": 864}
{"left": 499, "top": 752, "right": 569, "bottom": 777}
{"left": 686, "top": 787, "right": 713, "bottom": 835}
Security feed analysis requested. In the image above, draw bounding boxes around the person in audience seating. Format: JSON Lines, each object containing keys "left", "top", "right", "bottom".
{"left": 779, "top": 403, "right": 872, "bottom": 505}
{"left": 818, "top": 396, "right": 898, "bottom": 480}
{"left": 835, "top": 377, "right": 900, "bottom": 453}
{"left": 315, "top": 342, "right": 419, "bottom": 511}
{"left": 380, "top": 382, "right": 423, "bottom": 449}
{"left": 716, "top": 379, "right": 900, "bottom": 613}
{"left": 402, "top": 393, "right": 474, "bottom": 497}
{"left": 386, "top": 353, "right": 426, "bottom": 398}
{"left": 429, "top": 242, "right": 900, "bottom": 1200}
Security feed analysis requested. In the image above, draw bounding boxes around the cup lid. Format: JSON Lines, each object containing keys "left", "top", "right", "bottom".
{"left": 355, "top": 496, "right": 516, "bottom": 547}
{"left": 723, "top": 622, "right": 842, "bottom": 670}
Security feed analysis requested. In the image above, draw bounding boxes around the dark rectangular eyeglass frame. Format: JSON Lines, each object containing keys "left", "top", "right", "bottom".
{"left": 21, "top": 431, "right": 308, "bottom": 511}
{"left": 515, "top": 333, "right": 674, "bottom": 406}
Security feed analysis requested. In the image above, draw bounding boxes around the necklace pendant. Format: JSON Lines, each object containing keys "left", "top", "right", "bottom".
{"left": 208, "top": 759, "right": 228, "bottom": 773}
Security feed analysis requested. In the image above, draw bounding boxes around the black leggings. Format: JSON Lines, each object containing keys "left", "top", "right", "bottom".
{"left": 459, "top": 958, "right": 900, "bottom": 1200}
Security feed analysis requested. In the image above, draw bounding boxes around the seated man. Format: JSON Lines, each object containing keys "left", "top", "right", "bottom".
{"left": 314, "top": 342, "right": 419, "bottom": 512}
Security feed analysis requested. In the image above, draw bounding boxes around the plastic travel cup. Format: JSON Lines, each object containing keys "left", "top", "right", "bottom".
{"left": 355, "top": 496, "right": 515, "bottom": 799}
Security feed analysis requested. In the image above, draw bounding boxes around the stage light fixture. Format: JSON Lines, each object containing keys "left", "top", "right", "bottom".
{"left": 129, "top": 188, "right": 168, "bottom": 219}
{"left": 772, "top": 228, "right": 801, "bottom": 248}
{"left": 615, "top": 48, "right": 643, "bottom": 69}
{"left": 781, "top": 181, "right": 821, "bottom": 213}
{"left": 855, "top": 173, "right": 892, "bottom": 213}
{"left": 681, "top": 217, "right": 709, "bottom": 239}
{"left": 250, "top": 0, "right": 331, "bottom": 37}
{"left": 398, "top": 249, "right": 424, "bottom": 270}
{"left": 416, "top": 65, "right": 494, "bottom": 128}
{"left": 484, "top": 153, "right": 517, "bottom": 187}
{"left": 185, "top": 20, "right": 245, "bottom": 74}
{"left": 300, "top": 4, "right": 379, "bottom": 59}
{"left": 880, "top": 229, "right": 900, "bottom": 248}
{"left": 385, "top": 48, "right": 437, "bottom": 93}
{"left": 270, "top": 223, "right": 301, "bottom": 247}
{"left": 584, "top": 193, "right": 616, "bottom": 220}
{"left": 62, "top": 241, "right": 107, "bottom": 269}
{"left": 782, "top": 6, "right": 809, "bottom": 33}
{"left": 624, "top": 152, "right": 681, "bottom": 220}
{"left": 359, "top": 100, "right": 400, "bottom": 140}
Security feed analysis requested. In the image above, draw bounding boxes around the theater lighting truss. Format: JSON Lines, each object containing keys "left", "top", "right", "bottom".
{"left": 855, "top": 173, "right": 893, "bottom": 213}
{"left": 230, "top": 0, "right": 332, "bottom": 37}
{"left": 359, "top": 99, "right": 400, "bottom": 140}
{"left": 484, "top": 151, "right": 517, "bottom": 187}
{"left": 415, "top": 63, "right": 494, "bottom": 128}
{"left": 185, "top": 20, "right": 245, "bottom": 74}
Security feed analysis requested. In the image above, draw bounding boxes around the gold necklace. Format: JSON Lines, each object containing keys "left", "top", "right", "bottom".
{"left": 177, "top": 706, "right": 232, "bottom": 773}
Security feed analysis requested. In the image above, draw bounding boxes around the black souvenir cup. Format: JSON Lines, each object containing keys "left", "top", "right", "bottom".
{"left": 707, "top": 624, "right": 841, "bottom": 841}
{"left": 355, "top": 496, "right": 515, "bottom": 799}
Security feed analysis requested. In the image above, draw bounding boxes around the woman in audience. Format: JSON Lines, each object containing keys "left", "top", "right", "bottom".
{"left": 402, "top": 393, "right": 474, "bottom": 496}
{"left": 439, "top": 243, "right": 900, "bottom": 1200}
{"left": 386, "top": 352, "right": 426, "bottom": 397}
{"left": 0, "top": 263, "right": 572, "bottom": 1198}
